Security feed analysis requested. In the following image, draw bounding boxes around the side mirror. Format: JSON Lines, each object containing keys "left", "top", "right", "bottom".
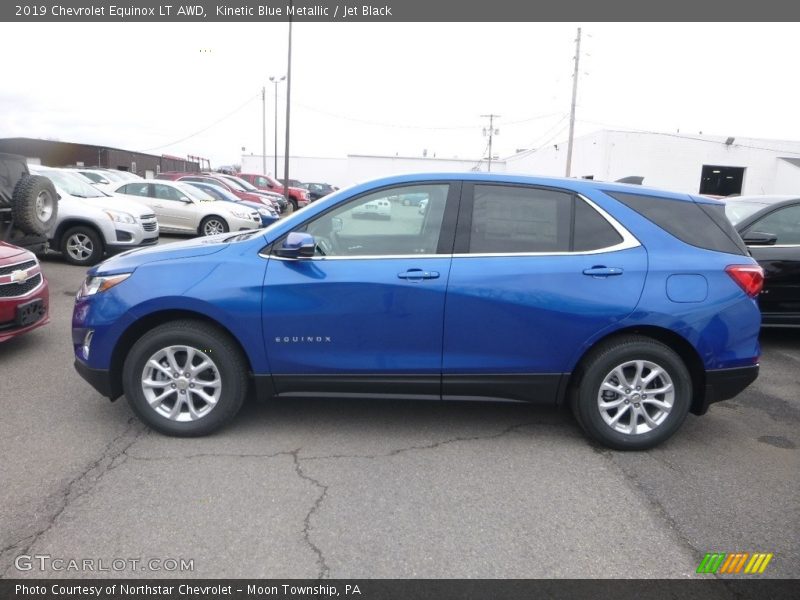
{"left": 332, "top": 217, "right": 343, "bottom": 233}
{"left": 275, "top": 232, "right": 315, "bottom": 259}
{"left": 743, "top": 231, "right": 778, "bottom": 246}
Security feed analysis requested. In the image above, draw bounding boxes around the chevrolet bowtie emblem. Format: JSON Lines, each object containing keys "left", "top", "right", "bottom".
{"left": 10, "top": 269, "right": 28, "bottom": 283}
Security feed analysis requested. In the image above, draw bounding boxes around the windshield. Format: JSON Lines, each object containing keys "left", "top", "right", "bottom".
{"left": 221, "top": 175, "right": 258, "bottom": 191}
{"left": 210, "top": 176, "right": 243, "bottom": 191}
{"left": 98, "top": 170, "right": 126, "bottom": 182}
{"left": 176, "top": 182, "right": 216, "bottom": 202}
{"left": 724, "top": 201, "right": 769, "bottom": 225}
{"left": 186, "top": 183, "right": 239, "bottom": 202}
{"left": 33, "top": 168, "right": 107, "bottom": 198}
{"left": 78, "top": 171, "right": 107, "bottom": 183}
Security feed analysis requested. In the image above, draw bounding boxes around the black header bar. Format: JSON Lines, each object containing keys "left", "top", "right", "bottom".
{"left": 3, "top": 0, "right": 800, "bottom": 22}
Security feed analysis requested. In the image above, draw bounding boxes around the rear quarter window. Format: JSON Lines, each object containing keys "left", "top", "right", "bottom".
{"left": 605, "top": 191, "right": 747, "bottom": 256}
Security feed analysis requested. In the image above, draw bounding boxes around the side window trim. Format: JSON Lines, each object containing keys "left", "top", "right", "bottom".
{"left": 454, "top": 183, "right": 640, "bottom": 257}
{"left": 271, "top": 181, "right": 461, "bottom": 260}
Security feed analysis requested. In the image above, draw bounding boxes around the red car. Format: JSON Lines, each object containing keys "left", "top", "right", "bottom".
{"left": 238, "top": 173, "right": 309, "bottom": 210}
{"left": 0, "top": 241, "right": 49, "bottom": 342}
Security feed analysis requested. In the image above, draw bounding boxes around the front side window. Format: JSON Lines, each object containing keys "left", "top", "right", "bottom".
{"left": 295, "top": 184, "right": 450, "bottom": 257}
{"left": 745, "top": 204, "right": 800, "bottom": 245}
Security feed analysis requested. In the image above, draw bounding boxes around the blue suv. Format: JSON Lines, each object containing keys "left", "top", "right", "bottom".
{"left": 72, "top": 173, "right": 763, "bottom": 450}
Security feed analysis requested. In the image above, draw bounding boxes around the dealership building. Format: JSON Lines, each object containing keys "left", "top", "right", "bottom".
{"left": 0, "top": 137, "right": 200, "bottom": 178}
{"left": 244, "top": 130, "right": 800, "bottom": 195}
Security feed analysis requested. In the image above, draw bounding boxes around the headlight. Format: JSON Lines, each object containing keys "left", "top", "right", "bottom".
{"left": 229, "top": 209, "right": 249, "bottom": 218}
{"left": 104, "top": 210, "right": 136, "bottom": 224}
{"left": 258, "top": 208, "right": 271, "bottom": 216}
{"left": 79, "top": 273, "right": 132, "bottom": 297}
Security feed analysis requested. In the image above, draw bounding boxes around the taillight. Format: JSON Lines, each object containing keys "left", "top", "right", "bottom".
{"left": 725, "top": 265, "right": 764, "bottom": 298}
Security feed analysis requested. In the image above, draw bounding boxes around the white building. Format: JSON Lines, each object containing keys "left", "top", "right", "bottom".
{"left": 240, "top": 153, "right": 496, "bottom": 189}
{"left": 505, "top": 130, "right": 800, "bottom": 196}
{"left": 242, "top": 129, "right": 800, "bottom": 196}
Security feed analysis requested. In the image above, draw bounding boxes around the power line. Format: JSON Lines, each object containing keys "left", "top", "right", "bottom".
{"left": 280, "top": 95, "right": 561, "bottom": 131}
{"left": 140, "top": 92, "right": 260, "bottom": 153}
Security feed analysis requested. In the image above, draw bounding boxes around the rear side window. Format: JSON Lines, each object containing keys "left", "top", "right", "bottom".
{"left": 470, "top": 185, "right": 572, "bottom": 253}
{"left": 606, "top": 191, "right": 747, "bottom": 256}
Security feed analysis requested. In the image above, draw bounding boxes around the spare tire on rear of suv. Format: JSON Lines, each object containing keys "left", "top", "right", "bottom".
{"left": 12, "top": 174, "right": 58, "bottom": 235}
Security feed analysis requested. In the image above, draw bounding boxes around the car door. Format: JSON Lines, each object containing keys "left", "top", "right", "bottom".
{"left": 442, "top": 183, "right": 648, "bottom": 403}
{"left": 151, "top": 184, "right": 198, "bottom": 233}
{"left": 740, "top": 202, "right": 800, "bottom": 323}
{"left": 262, "top": 182, "right": 459, "bottom": 398}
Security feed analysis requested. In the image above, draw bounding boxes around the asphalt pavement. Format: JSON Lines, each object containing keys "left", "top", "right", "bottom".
{"left": 0, "top": 239, "right": 797, "bottom": 579}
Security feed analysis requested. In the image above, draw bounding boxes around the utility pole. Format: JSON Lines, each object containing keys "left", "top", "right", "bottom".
{"left": 270, "top": 75, "right": 285, "bottom": 176}
{"left": 283, "top": 7, "right": 293, "bottom": 209}
{"left": 481, "top": 114, "right": 500, "bottom": 172}
{"left": 565, "top": 27, "right": 581, "bottom": 178}
{"left": 261, "top": 86, "right": 266, "bottom": 175}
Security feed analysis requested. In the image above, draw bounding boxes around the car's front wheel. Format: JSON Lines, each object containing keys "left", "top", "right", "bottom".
{"left": 122, "top": 321, "right": 247, "bottom": 436}
{"left": 199, "top": 216, "right": 229, "bottom": 236}
{"left": 570, "top": 335, "right": 692, "bottom": 450}
{"left": 61, "top": 226, "right": 104, "bottom": 266}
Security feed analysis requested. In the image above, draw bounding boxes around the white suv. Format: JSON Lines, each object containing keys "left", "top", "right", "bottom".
{"left": 111, "top": 180, "right": 260, "bottom": 236}
{"left": 29, "top": 166, "right": 159, "bottom": 266}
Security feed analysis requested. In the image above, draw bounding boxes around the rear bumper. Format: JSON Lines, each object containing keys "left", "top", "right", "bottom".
{"left": 695, "top": 364, "right": 759, "bottom": 415}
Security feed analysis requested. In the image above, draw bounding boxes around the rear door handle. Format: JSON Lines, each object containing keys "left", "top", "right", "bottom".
{"left": 398, "top": 269, "right": 440, "bottom": 281}
{"left": 582, "top": 266, "right": 623, "bottom": 277}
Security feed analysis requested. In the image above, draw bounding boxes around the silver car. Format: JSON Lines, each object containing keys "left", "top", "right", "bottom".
{"left": 112, "top": 180, "right": 260, "bottom": 236}
{"left": 29, "top": 166, "right": 159, "bottom": 266}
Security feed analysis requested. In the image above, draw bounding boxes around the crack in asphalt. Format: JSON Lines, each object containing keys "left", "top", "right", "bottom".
{"left": 1, "top": 420, "right": 542, "bottom": 579}
{"left": 118, "top": 421, "right": 540, "bottom": 579}
{"left": 290, "top": 450, "right": 330, "bottom": 580}
{"left": 301, "top": 420, "right": 541, "bottom": 462}
{"left": 0, "top": 417, "right": 147, "bottom": 578}
{"left": 590, "top": 446, "right": 707, "bottom": 574}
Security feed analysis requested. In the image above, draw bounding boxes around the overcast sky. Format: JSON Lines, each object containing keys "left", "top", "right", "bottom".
{"left": 1, "top": 22, "right": 798, "bottom": 170}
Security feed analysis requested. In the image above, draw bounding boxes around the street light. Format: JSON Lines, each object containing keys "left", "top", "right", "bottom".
{"left": 269, "top": 75, "right": 286, "bottom": 177}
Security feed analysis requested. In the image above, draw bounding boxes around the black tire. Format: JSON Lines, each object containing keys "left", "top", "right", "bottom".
{"left": 288, "top": 198, "right": 298, "bottom": 212}
{"left": 570, "top": 335, "right": 692, "bottom": 451}
{"left": 122, "top": 320, "right": 248, "bottom": 436}
{"left": 60, "top": 226, "right": 104, "bottom": 266}
{"left": 12, "top": 175, "right": 58, "bottom": 235}
{"left": 199, "top": 216, "right": 229, "bottom": 236}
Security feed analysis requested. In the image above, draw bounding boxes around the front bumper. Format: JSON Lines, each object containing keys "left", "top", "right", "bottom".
{"left": 74, "top": 358, "right": 119, "bottom": 400}
{"left": 0, "top": 274, "right": 50, "bottom": 343}
{"left": 694, "top": 364, "right": 760, "bottom": 415}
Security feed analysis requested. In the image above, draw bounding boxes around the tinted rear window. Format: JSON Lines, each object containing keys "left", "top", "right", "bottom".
{"left": 606, "top": 191, "right": 747, "bottom": 256}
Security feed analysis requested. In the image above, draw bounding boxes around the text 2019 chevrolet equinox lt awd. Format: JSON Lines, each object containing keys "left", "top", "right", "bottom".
{"left": 72, "top": 173, "right": 762, "bottom": 450}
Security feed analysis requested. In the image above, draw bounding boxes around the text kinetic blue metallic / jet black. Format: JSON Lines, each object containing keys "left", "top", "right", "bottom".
{"left": 72, "top": 173, "right": 762, "bottom": 449}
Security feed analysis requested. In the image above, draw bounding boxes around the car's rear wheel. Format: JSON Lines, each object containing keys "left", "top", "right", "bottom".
{"left": 122, "top": 321, "right": 247, "bottom": 436}
{"left": 570, "top": 336, "right": 692, "bottom": 450}
{"left": 199, "top": 216, "right": 228, "bottom": 236}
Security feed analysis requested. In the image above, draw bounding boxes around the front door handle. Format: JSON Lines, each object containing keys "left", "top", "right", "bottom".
{"left": 398, "top": 269, "right": 440, "bottom": 281}
{"left": 582, "top": 266, "right": 623, "bottom": 277}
